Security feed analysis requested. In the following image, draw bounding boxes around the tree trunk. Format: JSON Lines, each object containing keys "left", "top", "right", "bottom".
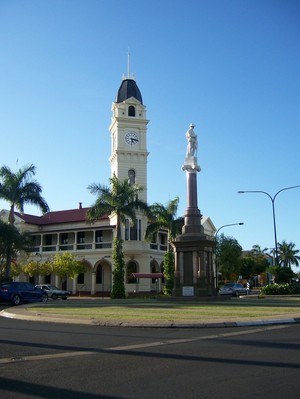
{"left": 9, "top": 204, "right": 15, "bottom": 225}
{"left": 5, "top": 248, "right": 12, "bottom": 280}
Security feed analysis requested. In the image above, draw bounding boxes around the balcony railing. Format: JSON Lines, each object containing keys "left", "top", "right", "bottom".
{"left": 34, "top": 241, "right": 113, "bottom": 253}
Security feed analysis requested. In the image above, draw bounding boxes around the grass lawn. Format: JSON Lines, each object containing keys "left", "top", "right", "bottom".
{"left": 28, "top": 296, "right": 300, "bottom": 322}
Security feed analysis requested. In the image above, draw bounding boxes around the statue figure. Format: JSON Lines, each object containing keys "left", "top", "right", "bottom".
{"left": 186, "top": 123, "right": 197, "bottom": 157}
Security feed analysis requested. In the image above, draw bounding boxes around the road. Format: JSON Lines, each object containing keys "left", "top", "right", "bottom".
{"left": 0, "top": 311, "right": 299, "bottom": 399}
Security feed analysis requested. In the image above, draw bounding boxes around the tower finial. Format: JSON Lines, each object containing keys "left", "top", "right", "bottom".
{"left": 122, "top": 48, "right": 135, "bottom": 81}
{"left": 127, "top": 47, "right": 130, "bottom": 79}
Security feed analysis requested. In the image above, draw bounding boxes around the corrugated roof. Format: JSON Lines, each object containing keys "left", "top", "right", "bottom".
{"left": 15, "top": 208, "right": 109, "bottom": 226}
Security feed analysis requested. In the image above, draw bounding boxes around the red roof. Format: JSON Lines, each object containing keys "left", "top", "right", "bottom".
{"left": 15, "top": 208, "right": 109, "bottom": 226}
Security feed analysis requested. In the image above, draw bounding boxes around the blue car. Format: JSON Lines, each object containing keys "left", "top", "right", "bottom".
{"left": 0, "top": 282, "right": 48, "bottom": 305}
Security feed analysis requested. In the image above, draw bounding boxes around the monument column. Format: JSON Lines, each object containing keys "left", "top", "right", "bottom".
{"left": 171, "top": 124, "right": 216, "bottom": 297}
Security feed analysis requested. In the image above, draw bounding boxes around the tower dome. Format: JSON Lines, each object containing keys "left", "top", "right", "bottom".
{"left": 116, "top": 78, "right": 143, "bottom": 104}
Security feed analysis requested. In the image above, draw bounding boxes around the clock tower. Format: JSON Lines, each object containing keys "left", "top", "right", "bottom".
{"left": 109, "top": 75, "right": 149, "bottom": 202}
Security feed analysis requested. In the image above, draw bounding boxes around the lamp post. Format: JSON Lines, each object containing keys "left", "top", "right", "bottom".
{"left": 215, "top": 222, "right": 244, "bottom": 238}
{"left": 238, "top": 185, "right": 300, "bottom": 265}
{"left": 214, "top": 222, "right": 244, "bottom": 288}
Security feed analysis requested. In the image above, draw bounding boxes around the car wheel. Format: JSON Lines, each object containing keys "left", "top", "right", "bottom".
{"left": 41, "top": 294, "right": 48, "bottom": 303}
{"left": 62, "top": 297, "right": 68, "bottom": 300}
{"left": 51, "top": 293, "right": 58, "bottom": 300}
{"left": 12, "top": 294, "right": 21, "bottom": 305}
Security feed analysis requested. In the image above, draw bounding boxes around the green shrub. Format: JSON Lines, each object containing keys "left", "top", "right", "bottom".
{"left": 261, "top": 283, "right": 294, "bottom": 295}
{"left": 163, "top": 252, "right": 174, "bottom": 296}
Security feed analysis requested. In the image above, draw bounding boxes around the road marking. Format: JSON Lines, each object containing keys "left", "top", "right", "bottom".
{"left": 107, "top": 324, "right": 291, "bottom": 351}
{"left": 0, "top": 324, "right": 291, "bottom": 364}
{"left": 0, "top": 351, "right": 96, "bottom": 365}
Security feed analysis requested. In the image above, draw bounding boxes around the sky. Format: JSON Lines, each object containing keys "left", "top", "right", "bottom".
{"left": 1, "top": 0, "right": 300, "bottom": 258}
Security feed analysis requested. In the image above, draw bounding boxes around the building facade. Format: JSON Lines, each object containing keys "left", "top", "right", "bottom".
{"left": 0, "top": 74, "right": 216, "bottom": 295}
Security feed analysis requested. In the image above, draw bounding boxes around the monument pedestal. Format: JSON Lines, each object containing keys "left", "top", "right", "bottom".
{"left": 171, "top": 235, "right": 216, "bottom": 297}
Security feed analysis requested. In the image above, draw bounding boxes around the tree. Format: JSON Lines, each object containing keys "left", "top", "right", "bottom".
{"left": 52, "top": 252, "right": 86, "bottom": 281}
{"left": 217, "top": 234, "right": 242, "bottom": 280}
{"left": 0, "top": 163, "right": 49, "bottom": 225}
{"left": 0, "top": 163, "right": 49, "bottom": 279}
{"left": 87, "top": 174, "right": 149, "bottom": 298}
{"left": 0, "top": 220, "right": 32, "bottom": 280}
{"left": 145, "top": 197, "right": 183, "bottom": 251}
{"left": 145, "top": 197, "right": 183, "bottom": 295}
{"left": 268, "top": 265, "right": 295, "bottom": 283}
{"left": 163, "top": 252, "right": 175, "bottom": 296}
{"left": 240, "top": 253, "right": 269, "bottom": 278}
{"left": 23, "top": 259, "right": 53, "bottom": 281}
{"left": 278, "top": 240, "right": 300, "bottom": 269}
{"left": 251, "top": 245, "right": 270, "bottom": 257}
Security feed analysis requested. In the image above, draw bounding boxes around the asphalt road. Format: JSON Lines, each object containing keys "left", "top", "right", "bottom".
{"left": 0, "top": 316, "right": 299, "bottom": 399}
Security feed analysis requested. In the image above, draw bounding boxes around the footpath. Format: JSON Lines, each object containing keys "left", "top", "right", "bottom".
{"left": 1, "top": 294, "right": 300, "bottom": 328}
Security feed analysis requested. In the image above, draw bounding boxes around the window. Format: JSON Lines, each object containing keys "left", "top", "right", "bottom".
{"left": 159, "top": 233, "right": 167, "bottom": 250}
{"left": 95, "top": 231, "right": 103, "bottom": 242}
{"left": 77, "top": 273, "right": 84, "bottom": 284}
{"left": 128, "top": 105, "right": 135, "bottom": 116}
{"left": 150, "top": 233, "right": 158, "bottom": 249}
{"left": 45, "top": 235, "right": 52, "bottom": 245}
{"left": 96, "top": 265, "right": 102, "bottom": 284}
{"left": 125, "top": 219, "right": 141, "bottom": 241}
{"left": 125, "top": 219, "right": 130, "bottom": 241}
{"left": 127, "top": 262, "right": 137, "bottom": 284}
{"left": 128, "top": 169, "right": 136, "bottom": 185}
{"left": 151, "top": 264, "right": 157, "bottom": 284}
{"left": 61, "top": 233, "right": 68, "bottom": 244}
{"left": 77, "top": 232, "right": 85, "bottom": 243}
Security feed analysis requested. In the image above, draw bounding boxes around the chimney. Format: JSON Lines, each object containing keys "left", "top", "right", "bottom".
{"left": 78, "top": 202, "right": 82, "bottom": 209}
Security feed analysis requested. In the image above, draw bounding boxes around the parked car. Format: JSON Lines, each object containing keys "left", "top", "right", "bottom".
{"left": 219, "top": 283, "right": 249, "bottom": 297}
{"left": 0, "top": 282, "right": 48, "bottom": 305}
{"left": 35, "top": 284, "right": 71, "bottom": 300}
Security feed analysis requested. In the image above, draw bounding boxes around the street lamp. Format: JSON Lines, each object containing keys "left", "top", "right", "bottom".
{"left": 215, "top": 222, "right": 244, "bottom": 237}
{"left": 238, "top": 185, "right": 300, "bottom": 265}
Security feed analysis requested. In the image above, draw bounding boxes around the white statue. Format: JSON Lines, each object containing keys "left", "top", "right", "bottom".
{"left": 186, "top": 123, "right": 197, "bottom": 157}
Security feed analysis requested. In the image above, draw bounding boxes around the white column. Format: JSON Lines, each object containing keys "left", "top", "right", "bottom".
{"left": 91, "top": 272, "right": 96, "bottom": 295}
{"left": 55, "top": 275, "right": 60, "bottom": 287}
{"left": 72, "top": 278, "right": 77, "bottom": 295}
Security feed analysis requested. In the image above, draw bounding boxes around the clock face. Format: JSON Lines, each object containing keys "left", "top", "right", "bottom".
{"left": 125, "top": 131, "right": 139, "bottom": 146}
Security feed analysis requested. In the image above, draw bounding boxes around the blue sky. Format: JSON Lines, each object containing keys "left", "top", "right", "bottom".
{"left": 1, "top": 0, "right": 300, "bottom": 257}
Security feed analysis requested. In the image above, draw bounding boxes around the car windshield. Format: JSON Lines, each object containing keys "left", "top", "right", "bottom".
{"left": 224, "top": 283, "right": 234, "bottom": 287}
{"left": 48, "top": 285, "right": 59, "bottom": 290}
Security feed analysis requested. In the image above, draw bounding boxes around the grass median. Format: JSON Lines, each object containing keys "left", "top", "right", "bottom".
{"left": 28, "top": 296, "right": 300, "bottom": 324}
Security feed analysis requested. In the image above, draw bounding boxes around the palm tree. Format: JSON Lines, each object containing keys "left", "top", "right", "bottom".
{"left": 145, "top": 196, "right": 183, "bottom": 251}
{"left": 145, "top": 196, "right": 183, "bottom": 295}
{"left": 251, "top": 245, "right": 270, "bottom": 257}
{"left": 278, "top": 240, "right": 300, "bottom": 269}
{"left": 87, "top": 174, "right": 149, "bottom": 298}
{"left": 0, "top": 220, "right": 32, "bottom": 280}
{"left": 0, "top": 163, "right": 49, "bottom": 225}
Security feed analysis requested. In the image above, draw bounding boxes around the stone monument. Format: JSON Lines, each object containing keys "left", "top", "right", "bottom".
{"left": 171, "top": 124, "right": 216, "bottom": 297}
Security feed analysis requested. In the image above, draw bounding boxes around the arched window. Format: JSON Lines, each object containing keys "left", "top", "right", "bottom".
{"left": 96, "top": 265, "right": 103, "bottom": 284}
{"left": 161, "top": 264, "right": 165, "bottom": 284}
{"left": 128, "top": 169, "right": 136, "bottom": 185}
{"left": 127, "top": 261, "right": 137, "bottom": 284}
{"left": 77, "top": 273, "right": 84, "bottom": 284}
{"left": 151, "top": 264, "right": 157, "bottom": 284}
{"left": 128, "top": 105, "right": 135, "bottom": 117}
